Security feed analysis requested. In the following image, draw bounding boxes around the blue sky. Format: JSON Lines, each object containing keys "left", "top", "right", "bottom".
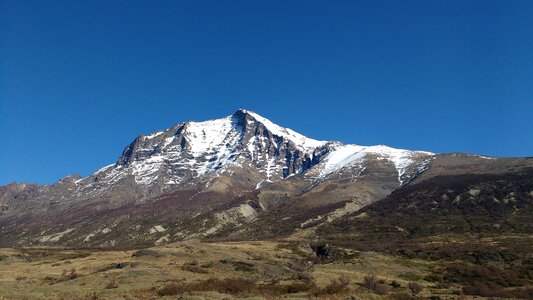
{"left": 1, "top": 0, "right": 532, "bottom": 185}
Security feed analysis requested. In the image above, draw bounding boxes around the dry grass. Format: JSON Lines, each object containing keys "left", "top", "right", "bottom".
{"left": 0, "top": 240, "right": 465, "bottom": 299}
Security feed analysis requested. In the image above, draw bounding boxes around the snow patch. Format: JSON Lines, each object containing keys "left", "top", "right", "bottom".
{"left": 317, "top": 144, "right": 434, "bottom": 184}
{"left": 185, "top": 117, "right": 238, "bottom": 157}
{"left": 143, "top": 131, "right": 164, "bottom": 139}
{"left": 243, "top": 110, "right": 326, "bottom": 150}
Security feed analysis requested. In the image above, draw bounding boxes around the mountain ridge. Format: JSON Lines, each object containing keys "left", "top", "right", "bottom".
{"left": 72, "top": 109, "right": 435, "bottom": 189}
{"left": 1, "top": 109, "right": 530, "bottom": 248}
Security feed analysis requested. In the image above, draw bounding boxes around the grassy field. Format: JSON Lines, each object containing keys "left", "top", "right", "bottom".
{"left": 0, "top": 239, "right": 471, "bottom": 299}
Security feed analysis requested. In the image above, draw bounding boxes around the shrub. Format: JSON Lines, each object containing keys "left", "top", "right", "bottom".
{"left": 85, "top": 292, "right": 100, "bottom": 300}
{"left": 462, "top": 282, "right": 511, "bottom": 298}
{"left": 362, "top": 275, "right": 378, "bottom": 290}
{"left": 156, "top": 277, "right": 352, "bottom": 297}
{"left": 56, "top": 291, "right": 100, "bottom": 300}
{"left": 85, "top": 292, "right": 99, "bottom": 300}
{"left": 408, "top": 282, "right": 423, "bottom": 294}
{"left": 373, "top": 283, "right": 389, "bottom": 295}
{"left": 283, "top": 281, "right": 314, "bottom": 294}
{"left": 45, "top": 268, "right": 78, "bottom": 284}
{"left": 233, "top": 261, "right": 255, "bottom": 272}
{"left": 390, "top": 280, "right": 402, "bottom": 288}
{"left": 442, "top": 263, "right": 527, "bottom": 288}
{"left": 389, "top": 293, "right": 424, "bottom": 300}
{"left": 68, "top": 268, "right": 78, "bottom": 280}
{"left": 322, "top": 277, "right": 350, "bottom": 295}
{"left": 105, "top": 276, "right": 118, "bottom": 289}
{"left": 157, "top": 278, "right": 257, "bottom": 296}
{"left": 181, "top": 264, "right": 208, "bottom": 274}
{"left": 200, "top": 261, "right": 214, "bottom": 268}
{"left": 157, "top": 284, "right": 181, "bottom": 296}
{"left": 460, "top": 282, "right": 533, "bottom": 298}
{"left": 283, "top": 277, "right": 349, "bottom": 296}
{"left": 361, "top": 275, "right": 387, "bottom": 295}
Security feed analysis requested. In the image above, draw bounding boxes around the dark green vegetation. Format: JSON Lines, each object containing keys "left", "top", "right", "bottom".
{"left": 318, "top": 171, "right": 533, "bottom": 298}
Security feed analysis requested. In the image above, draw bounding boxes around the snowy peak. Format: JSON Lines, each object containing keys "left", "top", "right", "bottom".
{"left": 116, "top": 109, "right": 322, "bottom": 167}
{"left": 183, "top": 115, "right": 243, "bottom": 158}
{"left": 107, "top": 109, "right": 331, "bottom": 187}
{"left": 311, "top": 143, "right": 433, "bottom": 182}
{"left": 87, "top": 109, "right": 434, "bottom": 191}
{"left": 236, "top": 109, "right": 326, "bottom": 150}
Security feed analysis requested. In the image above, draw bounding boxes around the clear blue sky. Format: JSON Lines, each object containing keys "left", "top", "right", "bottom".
{"left": 1, "top": 0, "right": 532, "bottom": 185}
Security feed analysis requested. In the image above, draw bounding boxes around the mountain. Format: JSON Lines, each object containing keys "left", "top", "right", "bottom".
{"left": 317, "top": 170, "right": 533, "bottom": 248}
{"left": 1, "top": 109, "right": 531, "bottom": 248}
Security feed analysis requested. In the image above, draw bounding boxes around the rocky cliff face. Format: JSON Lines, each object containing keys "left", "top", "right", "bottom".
{"left": 76, "top": 109, "right": 433, "bottom": 198}
{"left": 2, "top": 109, "right": 528, "bottom": 248}
{"left": 108, "top": 109, "right": 327, "bottom": 188}
{"left": 63, "top": 110, "right": 327, "bottom": 203}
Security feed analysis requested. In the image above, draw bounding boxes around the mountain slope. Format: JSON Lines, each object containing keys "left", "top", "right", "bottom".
{"left": 317, "top": 169, "right": 533, "bottom": 246}
{"left": 1, "top": 109, "right": 530, "bottom": 248}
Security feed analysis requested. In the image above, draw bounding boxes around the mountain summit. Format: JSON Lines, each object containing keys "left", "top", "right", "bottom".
{"left": 80, "top": 109, "right": 433, "bottom": 193}
{"left": 1, "top": 109, "right": 529, "bottom": 248}
{"left": 110, "top": 109, "right": 327, "bottom": 188}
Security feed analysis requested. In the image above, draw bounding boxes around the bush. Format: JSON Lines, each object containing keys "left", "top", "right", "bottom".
{"left": 462, "top": 282, "right": 511, "bottom": 298}
{"left": 105, "top": 276, "right": 118, "bottom": 289}
{"left": 373, "top": 283, "right": 389, "bottom": 295}
{"left": 388, "top": 293, "right": 423, "bottom": 300}
{"left": 390, "top": 280, "right": 401, "bottom": 288}
{"left": 233, "top": 261, "right": 255, "bottom": 272}
{"left": 320, "top": 278, "right": 350, "bottom": 295}
{"left": 56, "top": 291, "right": 100, "bottom": 300}
{"left": 156, "top": 277, "right": 352, "bottom": 297}
{"left": 181, "top": 264, "right": 208, "bottom": 274}
{"left": 361, "top": 275, "right": 388, "bottom": 295}
{"left": 461, "top": 282, "right": 533, "bottom": 298}
{"left": 61, "top": 268, "right": 78, "bottom": 280}
{"left": 157, "top": 284, "right": 181, "bottom": 296}
{"left": 68, "top": 268, "right": 78, "bottom": 280}
{"left": 408, "top": 282, "right": 423, "bottom": 294}
{"left": 284, "top": 282, "right": 314, "bottom": 294}
{"left": 443, "top": 263, "right": 527, "bottom": 287}
{"left": 157, "top": 278, "right": 257, "bottom": 296}
{"left": 362, "top": 275, "right": 378, "bottom": 290}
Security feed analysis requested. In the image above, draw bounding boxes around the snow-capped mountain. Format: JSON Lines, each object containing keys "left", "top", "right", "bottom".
{"left": 106, "top": 109, "right": 327, "bottom": 186}
{"left": 72, "top": 109, "right": 433, "bottom": 200}
{"left": 3, "top": 109, "right": 437, "bottom": 213}
{"left": 4, "top": 108, "right": 528, "bottom": 248}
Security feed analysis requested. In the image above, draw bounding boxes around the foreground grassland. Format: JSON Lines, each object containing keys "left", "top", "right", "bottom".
{"left": 0, "top": 240, "right": 528, "bottom": 299}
